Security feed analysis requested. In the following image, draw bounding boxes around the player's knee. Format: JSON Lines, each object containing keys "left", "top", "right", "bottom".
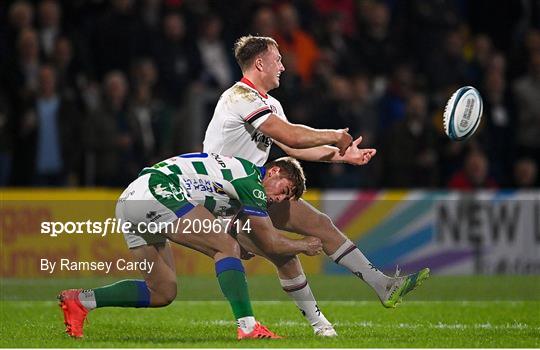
{"left": 162, "top": 284, "right": 177, "bottom": 306}
{"left": 316, "top": 212, "right": 334, "bottom": 231}
{"left": 270, "top": 253, "right": 298, "bottom": 269}
{"left": 156, "top": 280, "right": 177, "bottom": 306}
{"left": 147, "top": 277, "right": 177, "bottom": 306}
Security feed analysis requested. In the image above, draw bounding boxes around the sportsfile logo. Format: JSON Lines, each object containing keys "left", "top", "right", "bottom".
{"left": 40, "top": 218, "right": 130, "bottom": 237}
{"left": 40, "top": 218, "right": 251, "bottom": 237}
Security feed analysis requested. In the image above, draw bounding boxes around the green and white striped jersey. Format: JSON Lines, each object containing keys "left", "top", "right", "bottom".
{"left": 139, "top": 152, "right": 268, "bottom": 217}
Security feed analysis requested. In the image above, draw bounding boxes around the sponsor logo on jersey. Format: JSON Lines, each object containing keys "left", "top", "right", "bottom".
{"left": 212, "top": 182, "right": 226, "bottom": 195}
{"left": 146, "top": 211, "right": 163, "bottom": 222}
{"left": 211, "top": 153, "right": 227, "bottom": 168}
{"left": 252, "top": 189, "right": 267, "bottom": 201}
{"left": 251, "top": 131, "right": 272, "bottom": 148}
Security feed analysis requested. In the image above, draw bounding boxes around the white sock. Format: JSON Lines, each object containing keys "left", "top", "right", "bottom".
{"left": 280, "top": 274, "right": 330, "bottom": 327}
{"left": 78, "top": 289, "right": 97, "bottom": 310}
{"left": 237, "top": 316, "right": 256, "bottom": 333}
{"left": 330, "top": 240, "right": 392, "bottom": 300}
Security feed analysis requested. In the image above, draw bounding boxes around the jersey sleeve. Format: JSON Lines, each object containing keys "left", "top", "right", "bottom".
{"left": 230, "top": 172, "right": 268, "bottom": 217}
{"left": 229, "top": 86, "right": 272, "bottom": 129}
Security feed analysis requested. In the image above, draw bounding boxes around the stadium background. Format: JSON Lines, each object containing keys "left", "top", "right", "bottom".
{"left": 1, "top": 0, "right": 539, "bottom": 278}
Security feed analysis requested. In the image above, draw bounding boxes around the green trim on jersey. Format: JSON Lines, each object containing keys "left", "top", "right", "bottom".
{"left": 237, "top": 157, "right": 258, "bottom": 177}
{"left": 167, "top": 164, "right": 182, "bottom": 175}
{"left": 204, "top": 196, "right": 217, "bottom": 212}
{"left": 221, "top": 169, "right": 233, "bottom": 181}
{"left": 192, "top": 161, "right": 208, "bottom": 175}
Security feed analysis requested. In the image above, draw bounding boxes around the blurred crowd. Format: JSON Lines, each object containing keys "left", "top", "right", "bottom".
{"left": 1, "top": 0, "right": 539, "bottom": 189}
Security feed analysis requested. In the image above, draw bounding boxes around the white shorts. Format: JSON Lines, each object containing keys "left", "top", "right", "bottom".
{"left": 115, "top": 172, "right": 196, "bottom": 248}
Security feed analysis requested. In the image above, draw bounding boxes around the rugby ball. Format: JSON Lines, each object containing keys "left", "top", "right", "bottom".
{"left": 443, "top": 86, "right": 483, "bottom": 141}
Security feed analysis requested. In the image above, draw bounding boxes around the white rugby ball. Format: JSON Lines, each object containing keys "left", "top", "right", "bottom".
{"left": 443, "top": 86, "right": 483, "bottom": 141}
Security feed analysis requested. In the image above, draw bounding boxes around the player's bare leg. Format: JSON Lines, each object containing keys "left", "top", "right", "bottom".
{"left": 59, "top": 242, "right": 176, "bottom": 337}
{"left": 268, "top": 199, "right": 429, "bottom": 308}
{"left": 237, "top": 231, "right": 337, "bottom": 337}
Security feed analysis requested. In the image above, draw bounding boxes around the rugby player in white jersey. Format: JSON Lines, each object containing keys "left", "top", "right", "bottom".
{"left": 58, "top": 153, "right": 322, "bottom": 339}
{"left": 203, "top": 35, "right": 430, "bottom": 336}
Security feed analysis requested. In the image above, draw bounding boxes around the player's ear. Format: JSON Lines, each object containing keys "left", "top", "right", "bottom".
{"left": 255, "top": 57, "right": 264, "bottom": 71}
{"left": 268, "top": 166, "right": 280, "bottom": 177}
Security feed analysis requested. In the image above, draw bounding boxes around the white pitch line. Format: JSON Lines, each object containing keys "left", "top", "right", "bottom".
{"left": 191, "top": 319, "right": 539, "bottom": 331}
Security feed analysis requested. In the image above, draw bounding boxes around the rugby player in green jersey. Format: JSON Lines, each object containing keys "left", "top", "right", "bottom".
{"left": 59, "top": 153, "right": 321, "bottom": 339}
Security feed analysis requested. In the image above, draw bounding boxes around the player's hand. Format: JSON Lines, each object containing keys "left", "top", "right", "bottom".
{"left": 335, "top": 128, "right": 353, "bottom": 156}
{"left": 301, "top": 237, "right": 323, "bottom": 256}
{"left": 339, "top": 136, "right": 377, "bottom": 166}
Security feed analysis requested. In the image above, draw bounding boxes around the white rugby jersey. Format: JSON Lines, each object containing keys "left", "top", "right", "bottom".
{"left": 203, "top": 77, "right": 286, "bottom": 166}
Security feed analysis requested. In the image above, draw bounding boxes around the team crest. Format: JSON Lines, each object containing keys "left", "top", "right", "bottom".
{"left": 153, "top": 183, "right": 185, "bottom": 201}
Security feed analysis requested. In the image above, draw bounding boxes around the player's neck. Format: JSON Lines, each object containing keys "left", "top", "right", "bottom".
{"left": 240, "top": 75, "right": 269, "bottom": 98}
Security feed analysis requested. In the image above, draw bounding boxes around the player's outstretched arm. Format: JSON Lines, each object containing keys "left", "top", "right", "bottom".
{"left": 247, "top": 215, "right": 322, "bottom": 256}
{"left": 276, "top": 136, "right": 377, "bottom": 166}
{"left": 258, "top": 114, "right": 353, "bottom": 155}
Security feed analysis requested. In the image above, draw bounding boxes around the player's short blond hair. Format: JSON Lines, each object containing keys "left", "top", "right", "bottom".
{"left": 234, "top": 35, "right": 278, "bottom": 71}
{"left": 265, "top": 157, "right": 306, "bottom": 200}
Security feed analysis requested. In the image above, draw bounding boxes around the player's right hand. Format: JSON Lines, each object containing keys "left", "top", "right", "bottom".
{"left": 302, "top": 237, "right": 323, "bottom": 256}
{"left": 335, "top": 128, "right": 353, "bottom": 156}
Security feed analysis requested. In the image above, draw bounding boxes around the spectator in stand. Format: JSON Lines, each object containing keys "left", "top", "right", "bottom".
{"left": 138, "top": 0, "right": 164, "bottom": 32}
{"left": 51, "top": 36, "right": 86, "bottom": 104}
{"left": 448, "top": 147, "right": 498, "bottom": 190}
{"left": 251, "top": 6, "right": 277, "bottom": 38}
{"left": 130, "top": 57, "right": 161, "bottom": 98}
{"left": 155, "top": 12, "right": 202, "bottom": 106}
{"left": 513, "top": 50, "right": 540, "bottom": 165}
{"left": 393, "top": 0, "right": 460, "bottom": 71}
{"left": 513, "top": 158, "right": 538, "bottom": 188}
{"left": 354, "top": 1, "right": 401, "bottom": 78}
{"left": 313, "top": 0, "right": 357, "bottom": 37}
{"left": 4, "top": 29, "right": 41, "bottom": 113}
{"left": 316, "top": 12, "right": 355, "bottom": 75}
{"left": 275, "top": 3, "right": 320, "bottom": 85}
{"left": 14, "top": 64, "right": 80, "bottom": 186}
{"left": 313, "top": 75, "right": 355, "bottom": 130}
{"left": 378, "top": 63, "right": 416, "bottom": 134}
{"left": 426, "top": 29, "right": 469, "bottom": 92}
{"left": 129, "top": 58, "right": 173, "bottom": 164}
{"left": 467, "top": 34, "right": 493, "bottom": 86}
{"left": 509, "top": 29, "right": 540, "bottom": 80}
{"left": 196, "top": 14, "right": 234, "bottom": 90}
{"left": 91, "top": 0, "right": 147, "bottom": 78}
{"left": 4, "top": 0, "right": 34, "bottom": 61}
{"left": 381, "top": 92, "right": 440, "bottom": 188}
{"left": 37, "top": 0, "right": 62, "bottom": 59}
{"left": 350, "top": 74, "right": 378, "bottom": 147}
{"left": 85, "top": 71, "right": 141, "bottom": 186}
{"left": 477, "top": 63, "right": 515, "bottom": 186}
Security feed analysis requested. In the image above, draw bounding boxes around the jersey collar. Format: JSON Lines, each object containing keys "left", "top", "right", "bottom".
{"left": 258, "top": 166, "right": 266, "bottom": 180}
{"left": 240, "top": 77, "right": 268, "bottom": 99}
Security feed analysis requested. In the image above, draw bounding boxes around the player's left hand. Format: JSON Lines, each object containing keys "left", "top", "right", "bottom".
{"left": 340, "top": 136, "right": 377, "bottom": 166}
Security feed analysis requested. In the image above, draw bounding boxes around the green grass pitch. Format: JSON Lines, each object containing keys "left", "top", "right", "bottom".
{"left": 1, "top": 275, "right": 539, "bottom": 348}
